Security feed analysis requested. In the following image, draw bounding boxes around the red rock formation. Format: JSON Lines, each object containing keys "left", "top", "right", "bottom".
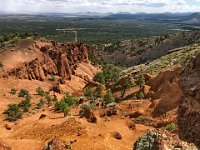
{"left": 145, "top": 67, "right": 183, "bottom": 117}
{"left": 4, "top": 42, "right": 92, "bottom": 82}
{"left": 178, "top": 53, "right": 200, "bottom": 148}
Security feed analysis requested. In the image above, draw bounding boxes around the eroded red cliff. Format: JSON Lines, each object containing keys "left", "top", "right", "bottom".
{"left": 3, "top": 41, "right": 92, "bottom": 81}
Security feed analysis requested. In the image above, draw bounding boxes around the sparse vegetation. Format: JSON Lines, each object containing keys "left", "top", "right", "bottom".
{"left": 84, "top": 85, "right": 103, "bottom": 101}
{"left": 36, "top": 87, "right": 46, "bottom": 96}
{"left": 54, "top": 100, "right": 70, "bottom": 117}
{"left": 61, "top": 95, "right": 78, "bottom": 107}
{"left": 93, "top": 64, "right": 120, "bottom": 84}
{"left": 104, "top": 89, "right": 115, "bottom": 104}
{"left": 18, "top": 98, "right": 31, "bottom": 112}
{"left": 46, "top": 95, "right": 52, "bottom": 105}
{"left": 18, "top": 89, "right": 30, "bottom": 98}
{"left": 84, "top": 87, "right": 96, "bottom": 100}
{"left": 10, "top": 88, "right": 17, "bottom": 95}
{"left": 89, "top": 103, "right": 97, "bottom": 110}
{"left": 95, "top": 85, "right": 103, "bottom": 98}
{"left": 93, "top": 72, "right": 105, "bottom": 84}
{"left": 137, "top": 91, "right": 145, "bottom": 100}
{"left": 120, "top": 77, "right": 137, "bottom": 98}
{"left": 4, "top": 104, "right": 22, "bottom": 122}
{"left": 163, "top": 123, "right": 176, "bottom": 131}
{"left": 35, "top": 99, "right": 45, "bottom": 109}
{"left": 137, "top": 74, "right": 145, "bottom": 89}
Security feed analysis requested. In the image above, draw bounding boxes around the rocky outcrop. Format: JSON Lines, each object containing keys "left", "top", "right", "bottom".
{"left": 133, "top": 130, "right": 197, "bottom": 150}
{"left": 178, "top": 53, "right": 200, "bottom": 148}
{"left": 4, "top": 41, "right": 92, "bottom": 82}
{"left": 43, "top": 137, "right": 71, "bottom": 150}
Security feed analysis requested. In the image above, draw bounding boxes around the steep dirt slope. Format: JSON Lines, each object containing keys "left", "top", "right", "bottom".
{"left": 102, "top": 31, "right": 200, "bottom": 67}
{"left": 0, "top": 92, "right": 153, "bottom": 150}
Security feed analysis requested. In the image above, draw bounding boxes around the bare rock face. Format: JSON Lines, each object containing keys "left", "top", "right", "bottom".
{"left": 4, "top": 42, "right": 92, "bottom": 82}
{"left": 178, "top": 54, "right": 200, "bottom": 148}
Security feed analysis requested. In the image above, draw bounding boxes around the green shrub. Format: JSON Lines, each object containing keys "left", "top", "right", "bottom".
{"left": 137, "top": 91, "right": 145, "bottom": 100}
{"left": 120, "top": 78, "right": 137, "bottom": 99}
{"left": 134, "top": 130, "right": 161, "bottom": 150}
{"left": 93, "top": 64, "right": 120, "bottom": 84}
{"left": 35, "top": 99, "right": 45, "bottom": 109}
{"left": 103, "top": 64, "right": 120, "bottom": 83}
{"left": 4, "top": 104, "right": 22, "bottom": 122}
{"left": 45, "top": 95, "right": 52, "bottom": 105}
{"left": 93, "top": 72, "right": 105, "bottom": 84}
{"left": 36, "top": 87, "right": 46, "bottom": 96}
{"left": 52, "top": 96, "right": 59, "bottom": 102}
{"left": 10, "top": 88, "right": 17, "bottom": 95}
{"left": 89, "top": 103, "right": 97, "bottom": 110}
{"left": 84, "top": 87, "right": 96, "bottom": 100}
{"left": 95, "top": 85, "right": 103, "bottom": 98}
{"left": 137, "top": 74, "right": 146, "bottom": 90}
{"left": 18, "top": 98, "right": 31, "bottom": 112}
{"left": 62, "top": 96, "right": 78, "bottom": 107}
{"left": 18, "top": 89, "right": 30, "bottom": 98}
{"left": 104, "top": 89, "right": 115, "bottom": 104}
{"left": 54, "top": 100, "right": 70, "bottom": 117}
{"left": 163, "top": 123, "right": 176, "bottom": 131}
{"left": 79, "top": 104, "right": 90, "bottom": 117}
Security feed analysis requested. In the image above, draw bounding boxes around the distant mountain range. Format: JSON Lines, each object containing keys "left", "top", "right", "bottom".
{"left": 104, "top": 12, "right": 200, "bottom": 23}
{"left": 0, "top": 12, "right": 200, "bottom": 24}
{"left": 180, "top": 12, "right": 200, "bottom": 23}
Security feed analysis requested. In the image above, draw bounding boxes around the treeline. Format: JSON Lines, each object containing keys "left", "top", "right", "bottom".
{"left": 0, "top": 18, "right": 181, "bottom": 45}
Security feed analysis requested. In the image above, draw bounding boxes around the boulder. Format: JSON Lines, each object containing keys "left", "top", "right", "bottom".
{"left": 80, "top": 108, "right": 97, "bottom": 123}
{"left": 111, "top": 131, "right": 122, "bottom": 140}
{"left": 128, "top": 111, "right": 143, "bottom": 118}
{"left": 105, "top": 107, "right": 117, "bottom": 117}
{"left": 43, "top": 137, "right": 71, "bottom": 150}
{"left": 126, "top": 119, "right": 136, "bottom": 130}
{"left": 4, "top": 124, "right": 11, "bottom": 130}
{"left": 39, "top": 114, "right": 47, "bottom": 120}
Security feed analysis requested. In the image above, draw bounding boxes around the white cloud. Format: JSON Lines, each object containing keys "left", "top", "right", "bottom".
{"left": 0, "top": 0, "right": 200, "bottom": 13}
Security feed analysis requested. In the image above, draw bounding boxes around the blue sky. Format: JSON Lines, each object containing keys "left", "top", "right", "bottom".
{"left": 0, "top": 0, "right": 200, "bottom": 13}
